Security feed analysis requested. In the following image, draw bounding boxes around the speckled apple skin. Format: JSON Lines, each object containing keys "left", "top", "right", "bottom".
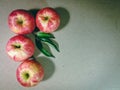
{"left": 6, "top": 35, "right": 35, "bottom": 62}
{"left": 16, "top": 60, "right": 44, "bottom": 87}
{"left": 8, "top": 9, "right": 35, "bottom": 34}
{"left": 36, "top": 7, "right": 60, "bottom": 33}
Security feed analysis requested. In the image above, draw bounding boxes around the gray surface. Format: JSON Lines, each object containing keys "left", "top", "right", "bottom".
{"left": 0, "top": 0, "right": 120, "bottom": 90}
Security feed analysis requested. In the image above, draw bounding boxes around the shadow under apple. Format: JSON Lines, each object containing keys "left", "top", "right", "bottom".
{"left": 36, "top": 56, "right": 55, "bottom": 81}
{"left": 28, "top": 8, "right": 40, "bottom": 18}
{"left": 26, "top": 33, "right": 41, "bottom": 57}
{"left": 55, "top": 7, "right": 70, "bottom": 31}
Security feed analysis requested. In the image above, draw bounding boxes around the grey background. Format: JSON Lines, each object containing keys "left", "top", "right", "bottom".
{"left": 0, "top": 0, "right": 120, "bottom": 90}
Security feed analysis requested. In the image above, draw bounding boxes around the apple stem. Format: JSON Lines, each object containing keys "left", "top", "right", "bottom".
{"left": 30, "top": 55, "right": 36, "bottom": 60}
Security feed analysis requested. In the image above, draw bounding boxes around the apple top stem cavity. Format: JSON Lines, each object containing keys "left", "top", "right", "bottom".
{"left": 16, "top": 60, "right": 44, "bottom": 87}
{"left": 6, "top": 35, "right": 35, "bottom": 62}
{"left": 8, "top": 9, "right": 35, "bottom": 34}
{"left": 36, "top": 7, "right": 60, "bottom": 33}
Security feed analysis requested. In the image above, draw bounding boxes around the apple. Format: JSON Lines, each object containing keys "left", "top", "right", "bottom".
{"left": 36, "top": 7, "right": 60, "bottom": 33}
{"left": 16, "top": 59, "right": 44, "bottom": 87}
{"left": 6, "top": 35, "right": 35, "bottom": 62}
{"left": 8, "top": 9, "right": 35, "bottom": 34}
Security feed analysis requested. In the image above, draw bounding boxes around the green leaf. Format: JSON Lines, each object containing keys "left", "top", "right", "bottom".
{"left": 36, "top": 32, "right": 55, "bottom": 39}
{"left": 35, "top": 38, "right": 55, "bottom": 58}
{"left": 41, "top": 38, "right": 60, "bottom": 52}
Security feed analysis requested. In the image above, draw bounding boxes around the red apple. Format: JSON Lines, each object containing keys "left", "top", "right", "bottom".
{"left": 36, "top": 7, "right": 60, "bottom": 33}
{"left": 6, "top": 35, "right": 35, "bottom": 62}
{"left": 16, "top": 59, "right": 44, "bottom": 87}
{"left": 8, "top": 9, "right": 35, "bottom": 34}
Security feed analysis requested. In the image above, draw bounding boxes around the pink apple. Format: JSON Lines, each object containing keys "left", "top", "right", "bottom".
{"left": 8, "top": 9, "right": 35, "bottom": 34}
{"left": 6, "top": 35, "right": 35, "bottom": 62}
{"left": 16, "top": 59, "right": 44, "bottom": 87}
{"left": 36, "top": 7, "right": 60, "bottom": 33}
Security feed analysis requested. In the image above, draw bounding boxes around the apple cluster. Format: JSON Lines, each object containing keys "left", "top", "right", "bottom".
{"left": 6, "top": 7, "right": 60, "bottom": 87}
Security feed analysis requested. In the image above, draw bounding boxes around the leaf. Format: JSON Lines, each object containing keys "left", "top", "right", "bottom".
{"left": 35, "top": 38, "right": 55, "bottom": 58}
{"left": 36, "top": 32, "right": 55, "bottom": 39}
{"left": 41, "top": 38, "right": 60, "bottom": 52}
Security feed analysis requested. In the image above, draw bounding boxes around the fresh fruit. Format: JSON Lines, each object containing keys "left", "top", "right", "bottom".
{"left": 8, "top": 9, "right": 35, "bottom": 34}
{"left": 36, "top": 7, "right": 60, "bottom": 33}
{"left": 6, "top": 35, "right": 35, "bottom": 62}
{"left": 16, "top": 59, "right": 44, "bottom": 87}
{"left": 6, "top": 7, "right": 61, "bottom": 87}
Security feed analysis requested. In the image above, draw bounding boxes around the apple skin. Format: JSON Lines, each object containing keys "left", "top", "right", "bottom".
{"left": 16, "top": 59, "right": 44, "bottom": 87}
{"left": 8, "top": 9, "right": 35, "bottom": 34}
{"left": 6, "top": 35, "right": 35, "bottom": 62}
{"left": 36, "top": 7, "right": 60, "bottom": 33}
